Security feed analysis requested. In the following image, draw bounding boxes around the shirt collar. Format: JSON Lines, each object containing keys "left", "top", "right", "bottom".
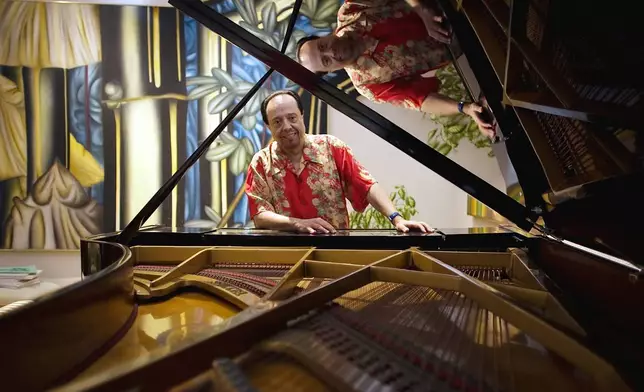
{"left": 362, "top": 36, "right": 378, "bottom": 57}
{"left": 336, "top": 14, "right": 378, "bottom": 60}
{"left": 269, "top": 135, "right": 324, "bottom": 174}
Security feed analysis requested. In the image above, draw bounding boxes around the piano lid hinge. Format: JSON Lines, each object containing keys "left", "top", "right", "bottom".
{"left": 529, "top": 220, "right": 643, "bottom": 279}
{"left": 527, "top": 219, "right": 557, "bottom": 239}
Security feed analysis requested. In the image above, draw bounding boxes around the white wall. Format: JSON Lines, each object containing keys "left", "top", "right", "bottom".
{"left": 327, "top": 97, "right": 506, "bottom": 228}
{"left": 0, "top": 250, "right": 81, "bottom": 306}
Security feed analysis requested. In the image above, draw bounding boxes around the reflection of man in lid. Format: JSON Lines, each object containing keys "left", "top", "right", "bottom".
{"left": 245, "top": 90, "right": 433, "bottom": 234}
{"left": 296, "top": 0, "right": 495, "bottom": 139}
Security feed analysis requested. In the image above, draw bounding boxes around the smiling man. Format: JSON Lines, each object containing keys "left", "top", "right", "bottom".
{"left": 244, "top": 90, "right": 433, "bottom": 234}
{"left": 296, "top": 0, "right": 496, "bottom": 139}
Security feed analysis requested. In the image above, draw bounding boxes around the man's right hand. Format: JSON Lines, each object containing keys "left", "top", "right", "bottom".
{"left": 292, "top": 218, "right": 337, "bottom": 234}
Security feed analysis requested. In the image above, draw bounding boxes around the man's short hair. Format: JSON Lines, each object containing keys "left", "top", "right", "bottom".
{"left": 261, "top": 90, "right": 304, "bottom": 125}
{"left": 296, "top": 35, "right": 321, "bottom": 62}
{"left": 295, "top": 35, "right": 328, "bottom": 76}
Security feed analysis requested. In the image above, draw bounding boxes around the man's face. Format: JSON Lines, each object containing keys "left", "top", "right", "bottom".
{"left": 266, "top": 94, "right": 306, "bottom": 152}
{"left": 299, "top": 34, "right": 364, "bottom": 73}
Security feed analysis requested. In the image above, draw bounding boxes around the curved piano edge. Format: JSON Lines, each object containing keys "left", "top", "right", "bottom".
{"left": 0, "top": 238, "right": 135, "bottom": 391}
{"left": 534, "top": 239, "right": 644, "bottom": 391}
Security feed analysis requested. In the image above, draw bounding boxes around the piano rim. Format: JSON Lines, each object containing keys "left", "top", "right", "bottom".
{"left": 0, "top": 239, "right": 135, "bottom": 390}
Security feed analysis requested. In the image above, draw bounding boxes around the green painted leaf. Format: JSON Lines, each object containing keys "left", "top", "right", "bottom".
{"left": 186, "top": 76, "right": 221, "bottom": 86}
{"left": 261, "top": 2, "right": 277, "bottom": 33}
{"left": 205, "top": 142, "right": 238, "bottom": 162}
{"left": 241, "top": 115, "right": 257, "bottom": 130}
{"left": 232, "top": 0, "right": 252, "bottom": 24}
{"left": 210, "top": 68, "right": 236, "bottom": 90}
{"left": 187, "top": 84, "right": 219, "bottom": 100}
{"left": 229, "top": 146, "right": 244, "bottom": 176}
{"left": 236, "top": 81, "right": 254, "bottom": 95}
{"left": 243, "top": 91, "right": 263, "bottom": 116}
{"left": 241, "top": 137, "right": 255, "bottom": 156}
{"left": 204, "top": 205, "right": 222, "bottom": 224}
{"left": 219, "top": 131, "right": 239, "bottom": 144}
{"left": 207, "top": 91, "right": 235, "bottom": 114}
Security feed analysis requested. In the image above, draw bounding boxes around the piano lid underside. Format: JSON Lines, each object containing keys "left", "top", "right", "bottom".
{"left": 450, "top": 0, "right": 642, "bottom": 197}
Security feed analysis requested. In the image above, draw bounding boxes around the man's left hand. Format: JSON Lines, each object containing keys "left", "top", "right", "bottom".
{"left": 464, "top": 102, "right": 497, "bottom": 139}
{"left": 415, "top": 6, "right": 451, "bottom": 44}
{"left": 394, "top": 219, "right": 434, "bottom": 233}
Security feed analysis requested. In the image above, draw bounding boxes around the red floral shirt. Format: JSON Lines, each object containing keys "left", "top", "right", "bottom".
{"left": 245, "top": 135, "right": 376, "bottom": 229}
{"left": 337, "top": 0, "right": 450, "bottom": 110}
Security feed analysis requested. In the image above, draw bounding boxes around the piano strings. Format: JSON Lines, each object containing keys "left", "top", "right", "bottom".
{"left": 134, "top": 262, "right": 294, "bottom": 298}
{"left": 453, "top": 266, "right": 514, "bottom": 285}
{"left": 195, "top": 281, "right": 595, "bottom": 392}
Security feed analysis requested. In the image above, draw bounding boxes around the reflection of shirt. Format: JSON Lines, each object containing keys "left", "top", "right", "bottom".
{"left": 245, "top": 135, "right": 376, "bottom": 229}
{"left": 337, "top": 0, "right": 450, "bottom": 110}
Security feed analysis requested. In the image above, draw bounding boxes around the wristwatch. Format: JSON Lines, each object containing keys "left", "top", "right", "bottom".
{"left": 457, "top": 101, "right": 466, "bottom": 114}
{"left": 388, "top": 212, "right": 402, "bottom": 224}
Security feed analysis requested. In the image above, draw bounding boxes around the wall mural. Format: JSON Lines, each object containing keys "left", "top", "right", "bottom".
{"left": 0, "top": 0, "right": 350, "bottom": 249}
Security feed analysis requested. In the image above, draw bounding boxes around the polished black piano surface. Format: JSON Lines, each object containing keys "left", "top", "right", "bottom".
{"left": 120, "top": 226, "right": 526, "bottom": 249}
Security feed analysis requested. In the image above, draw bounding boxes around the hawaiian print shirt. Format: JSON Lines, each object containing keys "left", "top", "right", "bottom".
{"left": 337, "top": 0, "right": 451, "bottom": 110}
{"left": 245, "top": 135, "right": 376, "bottom": 229}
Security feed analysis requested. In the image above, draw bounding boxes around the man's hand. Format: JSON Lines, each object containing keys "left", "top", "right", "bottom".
{"left": 464, "top": 102, "right": 497, "bottom": 139}
{"left": 291, "top": 217, "right": 337, "bottom": 234}
{"left": 414, "top": 6, "right": 451, "bottom": 44}
{"left": 393, "top": 218, "right": 434, "bottom": 233}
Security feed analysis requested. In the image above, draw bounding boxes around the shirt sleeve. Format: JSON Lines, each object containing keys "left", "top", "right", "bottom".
{"left": 328, "top": 136, "right": 377, "bottom": 213}
{"left": 357, "top": 74, "right": 440, "bottom": 111}
{"left": 244, "top": 156, "right": 275, "bottom": 219}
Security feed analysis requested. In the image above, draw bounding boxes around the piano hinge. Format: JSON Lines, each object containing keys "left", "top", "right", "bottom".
{"left": 529, "top": 220, "right": 643, "bottom": 281}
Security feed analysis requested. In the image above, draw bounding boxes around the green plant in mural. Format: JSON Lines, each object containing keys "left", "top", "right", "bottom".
{"left": 349, "top": 185, "right": 417, "bottom": 229}
{"left": 184, "top": 0, "right": 338, "bottom": 131}
{"left": 429, "top": 64, "right": 494, "bottom": 157}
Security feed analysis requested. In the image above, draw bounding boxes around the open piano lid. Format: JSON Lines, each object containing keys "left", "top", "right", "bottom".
{"left": 115, "top": 0, "right": 641, "bottom": 277}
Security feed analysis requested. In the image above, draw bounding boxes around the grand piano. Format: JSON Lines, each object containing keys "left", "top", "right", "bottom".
{"left": 1, "top": 0, "right": 643, "bottom": 391}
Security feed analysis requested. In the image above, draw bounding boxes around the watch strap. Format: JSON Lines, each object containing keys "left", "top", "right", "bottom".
{"left": 388, "top": 212, "right": 402, "bottom": 223}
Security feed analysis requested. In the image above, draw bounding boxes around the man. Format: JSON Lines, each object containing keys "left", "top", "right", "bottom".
{"left": 296, "top": 0, "right": 496, "bottom": 139}
{"left": 245, "top": 90, "right": 433, "bottom": 234}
